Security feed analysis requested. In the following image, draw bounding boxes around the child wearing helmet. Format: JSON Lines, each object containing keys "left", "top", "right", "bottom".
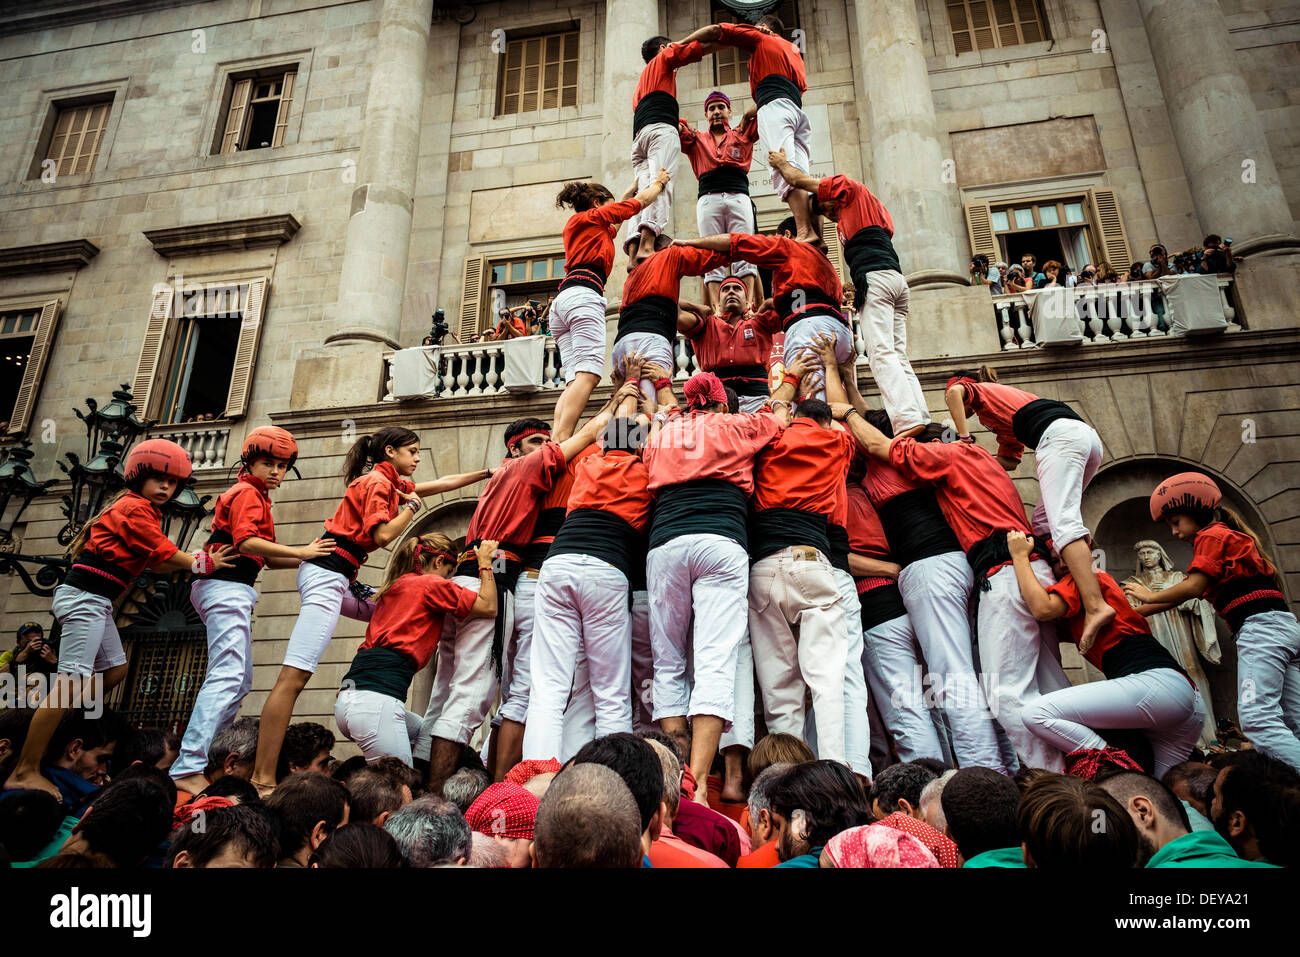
{"left": 1124, "top": 472, "right": 1300, "bottom": 772}
{"left": 4, "top": 439, "right": 237, "bottom": 800}
{"left": 171, "top": 427, "right": 336, "bottom": 797}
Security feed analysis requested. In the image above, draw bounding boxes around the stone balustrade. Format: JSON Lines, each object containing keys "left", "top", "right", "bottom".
{"left": 149, "top": 422, "right": 232, "bottom": 471}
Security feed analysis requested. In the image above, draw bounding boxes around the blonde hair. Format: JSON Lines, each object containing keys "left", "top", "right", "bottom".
{"left": 375, "top": 532, "right": 456, "bottom": 600}
{"left": 65, "top": 490, "right": 133, "bottom": 561}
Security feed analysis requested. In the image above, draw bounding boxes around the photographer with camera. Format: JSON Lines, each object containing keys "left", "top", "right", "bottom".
{"left": 969, "top": 254, "right": 1002, "bottom": 294}
{"left": 0, "top": 622, "right": 57, "bottom": 679}
{"left": 492, "top": 307, "right": 528, "bottom": 341}
{"left": 1200, "top": 235, "right": 1234, "bottom": 274}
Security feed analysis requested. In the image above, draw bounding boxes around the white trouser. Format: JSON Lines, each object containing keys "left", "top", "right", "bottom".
{"left": 898, "top": 551, "right": 1003, "bottom": 769}
{"left": 1030, "top": 417, "right": 1103, "bottom": 548}
{"left": 861, "top": 612, "right": 945, "bottom": 763}
{"left": 172, "top": 579, "right": 257, "bottom": 780}
{"left": 747, "top": 548, "right": 846, "bottom": 763}
{"left": 523, "top": 554, "right": 632, "bottom": 761}
{"left": 549, "top": 284, "right": 608, "bottom": 381}
{"left": 977, "top": 561, "right": 1071, "bottom": 773}
{"left": 647, "top": 533, "right": 749, "bottom": 727}
{"left": 613, "top": 330, "right": 675, "bottom": 403}
{"left": 335, "top": 687, "right": 422, "bottom": 765}
{"left": 560, "top": 657, "right": 597, "bottom": 763}
{"left": 757, "top": 98, "right": 811, "bottom": 201}
{"left": 628, "top": 121, "right": 679, "bottom": 239}
{"left": 857, "top": 270, "right": 930, "bottom": 433}
{"left": 834, "top": 568, "right": 871, "bottom": 773}
{"left": 697, "top": 193, "right": 757, "bottom": 281}
{"left": 629, "top": 590, "right": 657, "bottom": 734}
{"left": 498, "top": 573, "right": 537, "bottom": 725}
{"left": 737, "top": 394, "right": 770, "bottom": 415}
{"left": 1235, "top": 610, "right": 1300, "bottom": 772}
{"left": 1023, "top": 668, "right": 1206, "bottom": 778}
{"left": 52, "top": 584, "right": 125, "bottom": 676}
{"left": 783, "top": 315, "right": 853, "bottom": 402}
{"left": 720, "top": 629, "right": 756, "bottom": 751}
{"left": 284, "top": 562, "right": 350, "bottom": 672}
{"left": 415, "top": 577, "right": 513, "bottom": 750}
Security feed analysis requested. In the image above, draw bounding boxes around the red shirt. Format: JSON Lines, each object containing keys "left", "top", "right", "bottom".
{"left": 716, "top": 22, "right": 807, "bottom": 97}
{"left": 1187, "top": 522, "right": 1279, "bottom": 610}
{"left": 648, "top": 828, "right": 729, "bottom": 868}
{"left": 645, "top": 411, "right": 783, "bottom": 496}
{"left": 951, "top": 378, "right": 1038, "bottom": 465}
{"left": 877, "top": 812, "right": 961, "bottom": 869}
{"left": 566, "top": 449, "right": 654, "bottom": 531}
{"left": 562, "top": 198, "right": 643, "bottom": 278}
{"left": 862, "top": 457, "right": 925, "bottom": 509}
{"left": 467, "top": 441, "right": 568, "bottom": 548}
{"left": 728, "top": 233, "right": 843, "bottom": 315}
{"left": 324, "top": 461, "right": 414, "bottom": 552}
{"left": 845, "top": 482, "right": 891, "bottom": 561}
{"left": 685, "top": 310, "right": 781, "bottom": 373}
{"left": 887, "top": 437, "right": 1031, "bottom": 551}
{"left": 542, "top": 443, "right": 598, "bottom": 513}
{"left": 79, "top": 491, "right": 179, "bottom": 577}
{"left": 633, "top": 41, "right": 705, "bottom": 106}
{"left": 206, "top": 472, "right": 274, "bottom": 571}
{"left": 624, "top": 246, "right": 729, "bottom": 306}
{"left": 358, "top": 573, "right": 478, "bottom": 669}
{"left": 679, "top": 119, "right": 759, "bottom": 178}
{"left": 1047, "top": 571, "right": 1154, "bottom": 671}
{"left": 493, "top": 315, "right": 527, "bottom": 338}
{"left": 737, "top": 839, "right": 781, "bottom": 869}
{"left": 753, "top": 419, "right": 853, "bottom": 518}
{"left": 817, "top": 175, "right": 895, "bottom": 246}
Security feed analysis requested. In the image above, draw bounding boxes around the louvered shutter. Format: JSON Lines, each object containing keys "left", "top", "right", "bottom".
{"left": 1088, "top": 188, "right": 1131, "bottom": 271}
{"left": 221, "top": 278, "right": 268, "bottom": 419}
{"left": 270, "top": 72, "right": 295, "bottom": 148}
{"left": 964, "top": 201, "right": 1000, "bottom": 260}
{"left": 220, "top": 78, "right": 252, "bottom": 153}
{"left": 132, "top": 286, "right": 175, "bottom": 416}
{"left": 6, "top": 299, "right": 61, "bottom": 435}
{"left": 459, "top": 256, "right": 486, "bottom": 340}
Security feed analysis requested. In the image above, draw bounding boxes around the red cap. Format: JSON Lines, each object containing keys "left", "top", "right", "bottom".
{"left": 1149, "top": 472, "right": 1221, "bottom": 521}
{"left": 465, "top": 782, "right": 539, "bottom": 840}
{"left": 705, "top": 90, "right": 731, "bottom": 108}
{"left": 684, "top": 372, "right": 727, "bottom": 410}
{"left": 241, "top": 426, "right": 298, "bottom": 468}
{"left": 123, "top": 438, "right": 193, "bottom": 489}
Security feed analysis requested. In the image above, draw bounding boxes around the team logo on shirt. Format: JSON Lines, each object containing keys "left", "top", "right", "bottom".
{"left": 731, "top": 147, "right": 741, "bottom": 159}
{"left": 743, "top": 327, "right": 754, "bottom": 339}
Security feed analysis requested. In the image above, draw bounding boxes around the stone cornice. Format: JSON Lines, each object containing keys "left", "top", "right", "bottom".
{"left": 0, "top": 0, "right": 204, "bottom": 38}
{"left": 0, "top": 239, "right": 100, "bottom": 276}
{"left": 143, "top": 214, "right": 301, "bottom": 259}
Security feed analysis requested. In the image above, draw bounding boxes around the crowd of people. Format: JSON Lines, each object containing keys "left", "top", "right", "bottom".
{"left": 2, "top": 14, "right": 1296, "bottom": 870}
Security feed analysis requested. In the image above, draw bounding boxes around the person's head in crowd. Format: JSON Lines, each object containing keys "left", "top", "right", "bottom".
{"left": 166, "top": 804, "right": 279, "bottom": 868}
{"left": 532, "top": 762, "right": 643, "bottom": 868}
{"left": 57, "top": 777, "right": 174, "bottom": 868}
{"left": 1014, "top": 764, "right": 1052, "bottom": 794}
{"left": 504, "top": 417, "right": 552, "bottom": 459}
{"left": 0, "top": 788, "right": 64, "bottom": 863}
{"left": 309, "top": 823, "right": 403, "bottom": 869}
{"left": 45, "top": 708, "right": 127, "bottom": 785}
{"left": 0, "top": 708, "right": 34, "bottom": 786}
{"left": 776, "top": 216, "right": 798, "bottom": 239}
{"left": 505, "top": 758, "right": 561, "bottom": 800}
{"left": 918, "top": 769, "right": 957, "bottom": 833}
{"left": 821, "top": 823, "right": 940, "bottom": 869}
{"left": 756, "top": 13, "right": 785, "bottom": 36}
{"left": 9, "top": 621, "right": 55, "bottom": 675}
{"left": 724, "top": 386, "right": 740, "bottom": 414}
{"left": 941, "top": 767, "right": 1021, "bottom": 863}
{"left": 112, "top": 727, "right": 180, "bottom": 776}
{"left": 265, "top": 771, "right": 350, "bottom": 868}
{"left": 276, "top": 722, "right": 334, "bottom": 781}
{"left": 716, "top": 276, "right": 746, "bottom": 317}
{"left": 683, "top": 371, "right": 729, "bottom": 414}
{"left": 116, "top": 761, "right": 178, "bottom": 809}
{"left": 1127, "top": 261, "right": 1146, "bottom": 282}
{"left": 869, "top": 761, "right": 938, "bottom": 820}
{"left": 794, "top": 397, "right": 835, "bottom": 431}
{"left": 572, "top": 733, "right": 664, "bottom": 849}
{"left": 704, "top": 89, "right": 732, "bottom": 133}
{"left": 1042, "top": 260, "right": 1062, "bottom": 284}
{"left": 1020, "top": 253, "right": 1037, "bottom": 273}
{"left": 1149, "top": 244, "right": 1167, "bottom": 265}
{"left": 203, "top": 716, "right": 259, "bottom": 785}
{"left": 747, "top": 762, "right": 793, "bottom": 849}
{"left": 748, "top": 732, "right": 815, "bottom": 780}
{"left": 1099, "top": 770, "right": 1193, "bottom": 866}
{"left": 1079, "top": 263, "right": 1097, "bottom": 284}
{"left": 383, "top": 795, "right": 471, "bottom": 868}
{"left": 1211, "top": 751, "right": 1300, "bottom": 866}
{"left": 909, "top": 757, "right": 952, "bottom": 777}
{"left": 370, "top": 755, "right": 422, "bottom": 802}
{"left": 641, "top": 35, "right": 670, "bottom": 63}
{"left": 331, "top": 754, "right": 369, "bottom": 786}
{"left": 768, "top": 760, "right": 871, "bottom": 863}
{"left": 1163, "top": 761, "right": 1217, "bottom": 818}
{"left": 1018, "top": 773, "right": 1139, "bottom": 869}
{"left": 346, "top": 768, "right": 405, "bottom": 827}
{"left": 469, "top": 830, "right": 510, "bottom": 868}
{"left": 555, "top": 181, "right": 616, "bottom": 215}
{"left": 644, "top": 737, "right": 682, "bottom": 831}
{"left": 198, "top": 773, "right": 260, "bottom": 805}
{"left": 465, "top": 782, "right": 538, "bottom": 868}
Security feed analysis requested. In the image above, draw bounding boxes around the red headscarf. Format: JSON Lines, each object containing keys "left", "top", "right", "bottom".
{"left": 684, "top": 372, "right": 727, "bottom": 410}
{"left": 465, "top": 782, "right": 540, "bottom": 840}
{"left": 1064, "top": 746, "right": 1145, "bottom": 781}
{"left": 824, "top": 823, "right": 940, "bottom": 868}
{"left": 504, "top": 758, "right": 561, "bottom": 787}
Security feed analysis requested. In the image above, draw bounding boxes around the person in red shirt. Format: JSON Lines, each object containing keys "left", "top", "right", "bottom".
{"left": 550, "top": 175, "right": 670, "bottom": 442}
{"left": 171, "top": 427, "right": 334, "bottom": 796}
{"left": 335, "top": 534, "right": 497, "bottom": 765}
{"left": 491, "top": 308, "right": 528, "bottom": 341}
{"left": 679, "top": 276, "right": 782, "bottom": 413}
{"left": 683, "top": 15, "right": 818, "bottom": 243}
{"left": 627, "top": 36, "right": 711, "bottom": 265}
{"left": 6, "top": 440, "right": 237, "bottom": 800}
{"left": 1009, "top": 532, "right": 1205, "bottom": 776}
{"left": 679, "top": 91, "right": 761, "bottom": 306}
{"left": 1125, "top": 473, "right": 1299, "bottom": 772}
{"left": 768, "top": 152, "right": 930, "bottom": 437}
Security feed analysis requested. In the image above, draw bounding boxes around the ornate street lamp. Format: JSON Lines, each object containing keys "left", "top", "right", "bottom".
{"left": 159, "top": 480, "right": 212, "bottom": 553}
{"left": 0, "top": 440, "right": 56, "bottom": 547}
{"left": 57, "top": 436, "right": 125, "bottom": 545}
{"left": 74, "top": 382, "right": 153, "bottom": 460}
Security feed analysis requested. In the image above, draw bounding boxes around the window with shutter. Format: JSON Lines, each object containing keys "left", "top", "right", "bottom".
{"left": 459, "top": 256, "right": 487, "bottom": 339}
{"left": 821, "top": 219, "right": 847, "bottom": 290}
{"left": 964, "top": 201, "right": 1000, "bottom": 260}
{"left": 132, "top": 286, "right": 176, "bottom": 418}
{"left": 219, "top": 79, "right": 252, "bottom": 154}
{"left": 2, "top": 299, "right": 60, "bottom": 436}
{"left": 221, "top": 277, "right": 268, "bottom": 419}
{"left": 44, "top": 100, "right": 112, "bottom": 177}
{"left": 271, "top": 72, "right": 295, "bottom": 148}
{"left": 496, "top": 27, "right": 579, "bottom": 117}
{"left": 946, "top": 0, "right": 1048, "bottom": 53}
{"left": 1088, "top": 188, "right": 1130, "bottom": 270}
{"left": 216, "top": 69, "right": 297, "bottom": 154}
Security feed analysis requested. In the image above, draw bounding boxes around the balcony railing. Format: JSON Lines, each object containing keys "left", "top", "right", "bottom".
{"left": 989, "top": 274, "right": 1238, "bottom": 349}
{"left": 149, "top": 421, "right": 231, "bottom": 471}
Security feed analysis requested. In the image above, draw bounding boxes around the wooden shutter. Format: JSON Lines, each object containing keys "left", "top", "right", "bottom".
{"left": 993, "top": 0, "right": 1021, "bottom": 46}
{"left": 132, "top": 286, "right": 175, "bottom": 416}
{"left": 221, "top": 278, "right": 268, "bottom": 419}
{"left": 6, "top": 299, "right": 61, "bottom": 435}
{"left": 1088, "top": 188, "right": 1130, "bottom": 271}
{"left": 964, "top": 201, "right": 1000, "bottom": 260}
{"left": 270, "top": 71, "right": 295, "bottom": 148}
{"left": 220, "top": 78, "right": 252, "bottom": 154}
{"left": 822, "top": 218, "right": 847, "bottom": 289}
{"left": 459, "top": 256, "right": 486, "bottom": 340}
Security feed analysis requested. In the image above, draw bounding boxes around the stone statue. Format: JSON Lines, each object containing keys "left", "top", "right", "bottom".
{"left": 1123, "top": 540, "right": 1221, "bottom": 746}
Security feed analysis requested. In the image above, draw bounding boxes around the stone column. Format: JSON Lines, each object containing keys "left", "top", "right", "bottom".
{"left": 853, "top": 0, "right": 965, "bottom": 289}
{"left": 1139, "top": 0, "right": 1298, "bottom": 255}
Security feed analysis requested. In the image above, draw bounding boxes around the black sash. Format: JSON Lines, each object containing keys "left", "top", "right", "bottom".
{"left": 633, "top": 90, "right": 679, "bottom": 135}
{"left": 698, "top": 166, "right": 750, "bottom": 198}
{"left": 615, "top": 295, "right": 677, "bottom": 344}
{"left": 843, "top": 226, "right": 902, "bottom": 289}
{"left": 874, "top": 489, "right": 962, "bottom": 568}
{"left": 1011, "top": 398, "right": 1084, "bottom": 451}
{"left": 714, "top": 363, "right": 770, "bottom": 398}
{"left": 308, "top": 530, "right": 368, "bottom": 582}
{"left": 749, "top": 507, "right": 831, "bottom": 563}
{"left": 966, "top": 531, "right": 1051, "bottom": 586}
{"left": 559, "top": 263, "right": 608, "bottom": 295}
{"left": 755, "top": 74, "right": 801, "bottom": 108}
{"left": 65, "top": 553, "right": 135, "bottom": 601}
{"left": 204, "top": 528, "right": 263, "bottom": 586}
{"left": 776, "top": 286, "right": 844, "bottom": 333}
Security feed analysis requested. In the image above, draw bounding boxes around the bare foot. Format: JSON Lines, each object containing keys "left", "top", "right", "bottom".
{"left": 4, "top": 767, "right": 61, "bottom": 800}
{"left": 1078, "top": 604, "right": 1116, "bottom": 655}
{"left": 720, "top": 783, "right": 746, "bottom": 803}
{"left": 251, "top": 777, "right": 277, "bottom": 799}
{"left": 895, "top": 424, "right": 928, "bottom": 440}
{"left": 172, "top": 773, "right": 209, "bottom": 799}
{"left": 795, "top": 230, "right": 820, "bottom": 244}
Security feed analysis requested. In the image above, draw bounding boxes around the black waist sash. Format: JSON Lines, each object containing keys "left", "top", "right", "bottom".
{"left": 1215, "top": 574, "right": 1289, "bottom": 634}
{"left": 860, "top": 581, "right": 907, "bottom": 631}
{"left": 204, "top": 528, "right": 263, "bottom": 586}
{"left": 559, "top": 263, "right": 608, "bottom": 295}
{"left": 776, "top": 286, "right": 845, "bottom": 333}
{"left": 634, "top": 90, "right": 679, "bottom": 136}
{"left": 843, "top": 226, "right": 902, "bottom": 289}
{"left": 649, "top": 479, "right": 749, "bottom": 551}
{"left": 65, "top": 553, "right": 135, "bottom": 601}
{"left": 874, "top": 489, "right": 962, "bottom": 568}
{"left": 756, "top": 74, "right": 801, "bottom": 108}
{"left": 698, "top": 166, "right": 750, "bottom": 198}
{"left": 713, "top": 363, "right": 770, "bottom": 398}
{"left": 342, "top": 646, "right": 417, "bottom": 701}
{"left": 827, "top": 523, "right": 850, "bottom": 574}
{"left": 1011, "top": 398, "right": 1084, "bottom": 451}
{"left": 308, "top": 530, "right": 368, "bottom": 582}
{"left": 521, "top": 507, "right": 566, "bottom": 569}
{"left": 616, "top": 295, "right": 677, "bottom": 344}
{"left": 966, "top": 530, "right": 1051, "bottom": 585}
{"left": 1099, "top": 634, "right": 1188, "bottom": 682}
{"left": 749, "top": 507, "right": 831, "bottom": 563}
{"left": 549, "top": 509, "right": 643, "bottom": 581}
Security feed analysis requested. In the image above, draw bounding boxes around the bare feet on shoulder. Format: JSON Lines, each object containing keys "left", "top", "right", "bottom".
{"left": 1077, "top": 604, "right": 1116, "bottom": 655}
{"left": 251, "top": 777, "right": 277, "bottom": 799}
{"left": 895, "top": 424, "right": 928, "bottom": 440}
{"left": 4, "top": 767, "right": 61, "bottom": 800}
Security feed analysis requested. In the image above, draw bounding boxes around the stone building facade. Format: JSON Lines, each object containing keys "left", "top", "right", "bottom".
{"left": 1, "top": 0, "right": 1297, "bottom": 746}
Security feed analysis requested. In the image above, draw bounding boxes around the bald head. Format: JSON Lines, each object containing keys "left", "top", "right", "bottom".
{"left": 532, "top": 763, "right": 643, "bottom": 868}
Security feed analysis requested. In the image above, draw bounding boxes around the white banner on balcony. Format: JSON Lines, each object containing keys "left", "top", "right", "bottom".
{"left": 1025, "top": 287, "right": 1084, "bottom": 346}
{"left": 391, "top": 347, "right": 441, "bottom": 399}
{"left": 502, "top": 335, "right": 545, "bottom": 393}
{"left": 1159, "top": 274, "right": 1228, "bottom": 335}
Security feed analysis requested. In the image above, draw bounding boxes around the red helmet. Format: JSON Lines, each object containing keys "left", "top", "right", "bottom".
{"left": 241, "top": 426, "right": 298, "bottom": 468}
{"left": 123, "top": 439, "right": 193, "bottom": 490}
{"left": 1149, "top": 472, "right": 1221, "bottom": 522}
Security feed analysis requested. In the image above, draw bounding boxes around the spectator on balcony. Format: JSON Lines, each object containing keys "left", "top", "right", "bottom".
{"left": 0, "top": 622, "right": 56, "bottom": 682}
{"left": 1077, "top": 265, "right": 1097, "bottom": 286}
{"left": 1041, "top": 261, "right": 1063, "bottom": 287}
{"left": 1004, "top": 264, "right": 1030, "bottom": 293}
{"left": 1126, "top": 262, "right": 1147, "bottom": 283}
{"left": 1143, "top": 245, "right": 1175, "bottom": 279}
{"left": 492, "top": 309, "right": 528, "bottom": 341}
{"left": 1018, "top": 254, "right": 1046, "bottom": 289}
{"left": 1199, "top": 235, "right": 1235, "bottom": 274}
{"left": 969, "top": 255, "right": 1002, "bottom": 294}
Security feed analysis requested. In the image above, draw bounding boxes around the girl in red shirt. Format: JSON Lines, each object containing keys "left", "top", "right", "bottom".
{"left": 252, "top": 425, "right": 492, "bottom": 793}
{"left": 336, "top": 533, "right": 498, "bottom": 765}
{"left": 6, "top": 439, "right": 236, "bottom": 799}
{"left": 550, "top": 175, "right": 670, "bottom": 443}
{"left": 1125, "top": 473, "right": 1300, "bottom": 772}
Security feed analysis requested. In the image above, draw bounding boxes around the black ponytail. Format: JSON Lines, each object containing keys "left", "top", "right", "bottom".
{"left": 342, "top": 426, "right": 419, "bottom": 485}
